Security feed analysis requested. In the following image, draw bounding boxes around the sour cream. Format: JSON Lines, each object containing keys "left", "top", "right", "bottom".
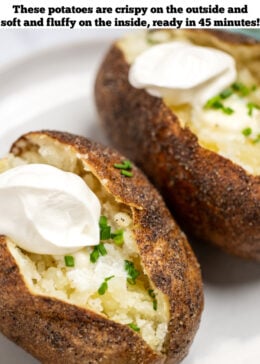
{"left": 0, "top": 164, "right": 101, "bottom": 255}
{"left": 129, "top": 41, "right": 237, "bottom": 106}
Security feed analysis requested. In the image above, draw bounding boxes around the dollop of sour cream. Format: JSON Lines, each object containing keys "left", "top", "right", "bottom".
{"left": 129, "top": 41, "right": 237, "bottom": 106}
{"left": 0, "top": 164, "right": 101, "bottom": 255}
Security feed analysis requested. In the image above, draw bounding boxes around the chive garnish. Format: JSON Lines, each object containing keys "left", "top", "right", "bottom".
{"left": 231, "top": 82, "right": 250, "bottom": 96}
{"left": 153, "top": 300, "right": 158, "bottom": 311}
{"left": 242, "top": 127, "right": 252, "bottom": 137}
{"left": 204, "top": 95, "right": 234, "bottom": 115}
{"left": 64, "top": 255, "right": 75, "bottom": 267}
{"left": 90, "top": 243, "right": 107, "bottom": 263}
{"left": 111, "top": 230, "right": 124, "bottom": 245}
{"left": 220, "top": 88, "right": 233, "bottom": 99}
{"left": 128, "top": 322, "right": 140, "bottom": 332}
{"left": 204, "top": 96, "right": 223, "bottom": 109}
{"left": 148, "top": 289, "right": 158, "bottom": 311}
{"left": 90, "top": 247, "right": 99, "bottom": 263}
{"left": 100, "top": 226, "right": 111, "bottom": 240}
{"left": 114, "top": 160, "right": 132, "bottom": 170}
{"left": 99, "top": 215, "right": 111, "bottom": 241}
{"left": 98, "top": 275, "right": 115, "bottom": 295}
{"left": 99, "top": 215, "right": 108, "bottom": 228}
{"left": 125, "top": 260, "right": 140, "bottom": 285}
{"left": 121, "top": 170, "right": 133, "bottom": 177}
{"left": 222, "top": 106, "right": 234, "bottom": 115}
{"left": 148, "top": 289, "right": 156, "bottom": 299}
{"left": 98, "top": 243, "right": 107, "bottom": 256}
{"left": 247, "top": 102, "right": 260, "bottom": 116}
{"left": 205, "top": 82, "right": 258, "bottom": 116}
{"left": 114, "top": 160, "right": 133, "bottom": 178}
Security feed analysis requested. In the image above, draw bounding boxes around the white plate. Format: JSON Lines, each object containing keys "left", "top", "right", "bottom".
{"left": 0, "top": 36, "right": 260, "bottom": 364}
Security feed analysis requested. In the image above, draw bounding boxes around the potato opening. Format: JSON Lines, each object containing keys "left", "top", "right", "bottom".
{"left": 119, "top": 30, "right": 260, "bottom": 175}
{"left": 0, "top": 135, "right": 169, "bottom": 353}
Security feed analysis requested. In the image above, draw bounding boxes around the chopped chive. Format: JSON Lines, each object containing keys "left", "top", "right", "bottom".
{"left": 242, "top": 127, "right": 252, "bottom": 137}
{"left": 148, "top": 289, "right": 156, "bottom": 299}
{"left": 121, "top": 170, "right": 133, "bottom": 177}
{"left": 111, "top": 230, "right": 124, "bottom": 245}
{"left": 90, "top": 243, "right": 107, "bottom": 263}
{"left": 125, "top": 260, "right": 140, "bottom": 285}
{"left": 247, "top": 102, "right": 260, "bottom": 116}
{"left": 114, "top": 162, "right": 127, "bottom": 169}
{"left": 99, "top": 215, "right": 111, "bottom": 240}
{"left": 64, "top": 255, "right": 75, "bottom": 267}
{"left": 114, "top": 160, "right": 133, "bottom": 178}
{"left": 204, "top": 96, "right": 234, "bottom": 116}
{"left": 98, "top": 275, "right": 115, "bottom": 295}
{"left": 222, "top": 106, "right": 234, "bottom": 115}
{"left": 100, "top": 226, "right": 111, "bottom": 240}
{"left": 231, "top": 82, "right": 250, "bottom": 96}
{"left": 98, "top": 281, "right": 107, "bottom": 295}
{"left": 148, "top": 289, "right": 158, "bottom": 311}
{"left": 153, "top": 300, "right": 158, "bottom": 311}
{"left": 90, "top": 246, "right": 100, "bottom": 263}
{"left": 98, "top": 243, "right": 107, "bottom": 256}
{"left": 114, "top": 160, "right": 132, "bottom": 170}
{"left": 204, "top": 96, "right": 223, "bottom": 109}
{"left": 128, "top": 322, "right": 140, "bottom": 332}
{"left": 99, "top": 215, "right": 108, "bottom": 228}
{"left": 220, "top": 88, "right": 233, "bottom": 99}
{"left": 122, "top": 160, "right": 132, "bottom": 170}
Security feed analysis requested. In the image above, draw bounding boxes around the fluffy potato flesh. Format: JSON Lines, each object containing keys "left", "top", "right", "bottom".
{"left": 119, "top": 30, "right": 260, "bottom": 176}
{"left": 0, "top": 140, "right": 169, "bottom": 353}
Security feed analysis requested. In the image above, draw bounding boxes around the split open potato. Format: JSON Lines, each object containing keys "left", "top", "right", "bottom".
{"left": 0, "top": 131, "right": 203, "bottom": 364}
{"left": 95, "top": 29, "right": 260, "bottom": 260}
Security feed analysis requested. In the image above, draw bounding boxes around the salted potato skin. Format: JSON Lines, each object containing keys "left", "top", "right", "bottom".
{"left": 95, "top": 30, "right": 260, "bottom": 260}
{"left": 0, "top": 131, "right": 203, "bottom": 364}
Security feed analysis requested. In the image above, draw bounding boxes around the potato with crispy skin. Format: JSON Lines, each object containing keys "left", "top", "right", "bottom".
{"left": 95, "top": 29, "right": 260, "bottom": 260}
{"left": 0, "top": 131, "right": 203, "bottom": 364}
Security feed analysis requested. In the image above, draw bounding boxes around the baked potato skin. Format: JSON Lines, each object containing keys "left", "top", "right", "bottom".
{"left": 95, "top": 30, "right": 260, "bottom": 260}
{"left": 0, "top": 131, "right": 203, "bottom": 364}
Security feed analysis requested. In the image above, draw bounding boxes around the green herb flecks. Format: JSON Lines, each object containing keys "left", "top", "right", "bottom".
{"left": 205, "top": 82, "right": 258, "bottom": 115}
{"left": 128, "top": 322, "right": 140, "bottom": 332}
{"left": 231, "top": 82, "right": 251, "bottom": 96}
{"left": 121, "top": 170, "right": 133, "bottom": 177}
{"left": 247, "top": 102, "right": 260, "bottom": 116}
{"left": 220, "top": 88, "right": 233, "bottom": 99}
{"left": 125, "top": 260, "right": 140, "bottom": 285}
{"left": 148, "top": 289, "right": 158, "bottom": 311}
{"left": 90, "top": 243, "right": 107, "bottom": 263}
{"left": 242, "top": 127, "right": 252, "bottom": 137}
{"left": 99, "top": 215, "right": 111, "bottom": 241}
{"left": 222, "top": 106, "right": 234, "bottom": 115}
{"left": 114, "top": 160, "right": 133, "bottom": 178}
{"left": 204, "top": 95, "right": 234, "bottom": 115}
{"left": 98, "top": 275, "right": 115, "bottom": 295}
{"left": 64, "top": 255, "right": 75, "bottom": 267}
{"left": 111, "top": 229, "right": 124, "bottom": 246}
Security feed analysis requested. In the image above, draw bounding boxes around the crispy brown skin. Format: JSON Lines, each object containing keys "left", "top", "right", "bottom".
{"left": 95, "top": 30, "right": 260, "bottom": 260}
{"left": 0, "top": 131, "right": 203, "bottom": 364}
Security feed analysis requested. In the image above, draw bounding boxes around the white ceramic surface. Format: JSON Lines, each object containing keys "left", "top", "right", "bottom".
{"left": 0, "top": 33, "right": 259, "bottom": 364}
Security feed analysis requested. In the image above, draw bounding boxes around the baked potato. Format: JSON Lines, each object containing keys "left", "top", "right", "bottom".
{"left": 95, "top": 29, "right": 260, "bottom": 260}
{"left": 0, "top": 131, "right": 203, "bottom": 364}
